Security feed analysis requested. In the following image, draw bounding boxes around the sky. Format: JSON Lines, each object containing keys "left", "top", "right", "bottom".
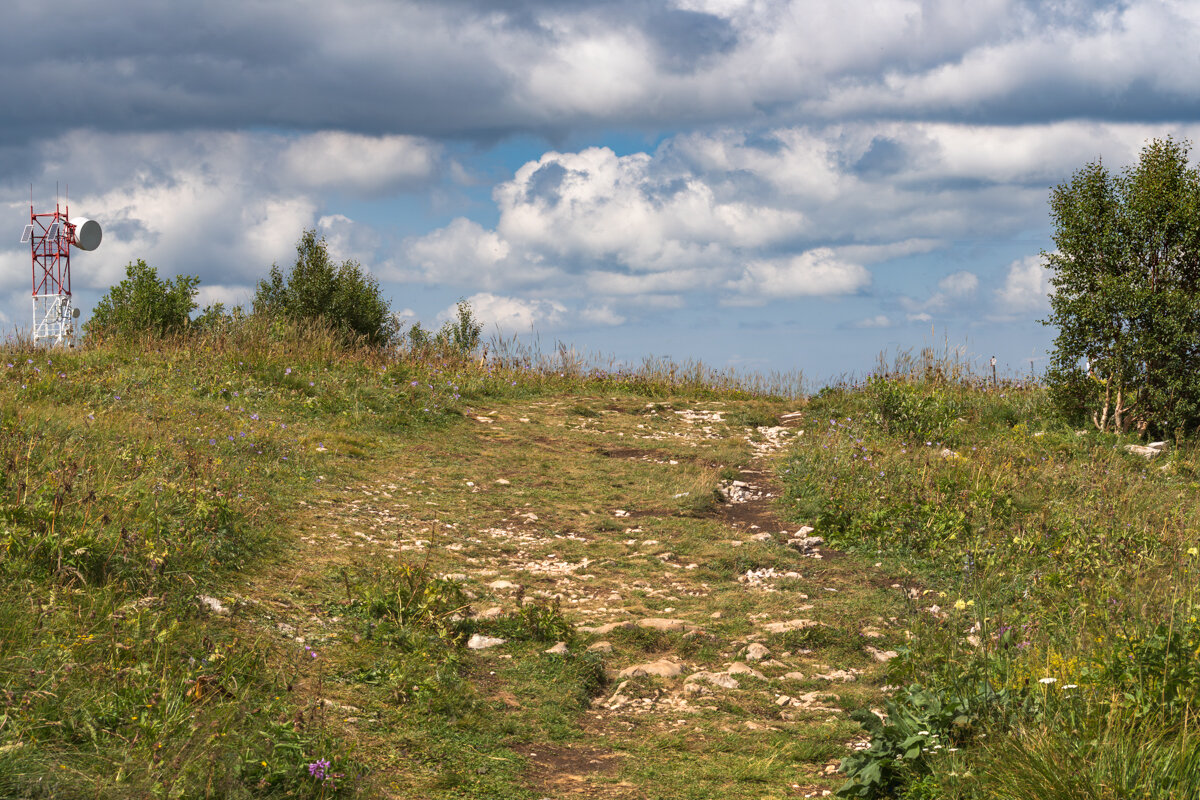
{"left": 4, "top": 0, "right": 1200, "bottom": 384}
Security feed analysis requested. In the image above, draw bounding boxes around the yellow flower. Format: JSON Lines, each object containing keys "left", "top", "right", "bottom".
{"left": 954, "top": 599, "right": 967, "bottom": 611}
{"left": 1187, "top": 547, "right": 1198, "bottom": 557}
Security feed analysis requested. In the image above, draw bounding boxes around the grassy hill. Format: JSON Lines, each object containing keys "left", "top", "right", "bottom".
{"left": 1, "top": 331, "right": 1197, "bottom": 799}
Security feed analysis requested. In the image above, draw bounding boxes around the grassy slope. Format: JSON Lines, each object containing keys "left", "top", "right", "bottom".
{"left": 782, "top": 372, "right": 1200, "bottom": 799}
{"left": 7, "top": 334, "right": 1196, "bottom": 800}
{"left": 5, "top": 332, "right": 902, "bottom": 799}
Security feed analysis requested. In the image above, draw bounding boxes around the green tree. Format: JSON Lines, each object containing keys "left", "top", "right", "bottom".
{"left": 84, "top": 259, "right": 199, "bottom": 338}
{"left": 438, "top": 299, "right": 484, "bottom": 355}
{"left": 253, "top": 229, "right": 397, "bottom": 345}
{"left": 1044, "top": 138, "right": 1200, "bottom": 436}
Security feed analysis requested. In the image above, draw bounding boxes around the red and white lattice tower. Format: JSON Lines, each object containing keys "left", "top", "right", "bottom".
{"left": 19, "top": 195, "right": 101, "bottom": 346}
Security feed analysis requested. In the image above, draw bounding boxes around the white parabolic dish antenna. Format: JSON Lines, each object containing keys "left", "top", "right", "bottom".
{"left": 69, "top": 217, "right": 102, "bottom": 251}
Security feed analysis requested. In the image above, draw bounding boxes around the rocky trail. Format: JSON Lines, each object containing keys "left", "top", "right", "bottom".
{"left": 228, "top": 396, "right": 906, "bottom": 799}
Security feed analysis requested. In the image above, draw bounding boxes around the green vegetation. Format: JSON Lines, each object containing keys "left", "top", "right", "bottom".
{"left": 254, "top": 229, "right": 398, "bottom": 345}
{"left": 0, "top": 319, "right": 821, "bottom": 798}
{"left": 83, "top": 259, "right": 200, "bottom": 339}
{"left": 1044, "top": 137, "right": 1200, "bottom": 437}
{"left": 780, "top": 349, "right": 1200, "bottom": 799}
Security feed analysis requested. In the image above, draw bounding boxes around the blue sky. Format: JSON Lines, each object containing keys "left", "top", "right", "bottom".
{"left": 4, "top": 0, "right": 1200, "bottom": 383}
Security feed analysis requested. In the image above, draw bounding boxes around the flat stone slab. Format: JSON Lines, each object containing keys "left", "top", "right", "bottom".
{"left": 619, "top": 659, "right": 684, "bottom": 679}
{"left": 726, "top": 661, "right": 766, "bottom": 679}
{"left": 762, "top": 618, "right": 820, "bottom": 634}
{"left": 685, "top": 671, "right": 740, "bottom": 689}
{"left": 467, "top": 634, "right": 507, "bottom": 650}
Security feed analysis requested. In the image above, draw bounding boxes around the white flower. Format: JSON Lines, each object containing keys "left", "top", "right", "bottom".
{"left": 1064, "top": 684, "right": 1079, "bottom": 690}
{"left": 1038, "top": 677, "right": 1057, "bottom": 685}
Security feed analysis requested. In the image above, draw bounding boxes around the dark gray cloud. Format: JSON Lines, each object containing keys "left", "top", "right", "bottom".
{"left": 2, "top": 0, "right": 1198, "bottom": 156}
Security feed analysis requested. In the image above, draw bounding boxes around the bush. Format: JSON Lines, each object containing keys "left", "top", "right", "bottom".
{"left": 84, "top": 259, "right": 198, "bottom": 338}
{"left": 254, "top": 229, "right": 398, "bottom": 345}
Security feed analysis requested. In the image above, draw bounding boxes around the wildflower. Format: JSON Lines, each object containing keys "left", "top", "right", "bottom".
{"left": 309, "top": 381, "right": 314, "bottom": 386}
{"left": 285, "top": 368, "right": 292, "bottom": 375}
{"left": 1188, "top": 547, "right": 1199, "bottom": 557}
{"left": 1064, "top": 684, "right": 1079, "bottom": 689}
{"left": 308, "top": 759, "right": 330, "bottom": 780}
{"left": 1038, "top": 677, "right": 1056, "bottom": 685}
{"left": 250, "top": 414, "right": 259, "bottom": 421}
{"left": 954, "top": 599, "right": 967, "bottom": 611}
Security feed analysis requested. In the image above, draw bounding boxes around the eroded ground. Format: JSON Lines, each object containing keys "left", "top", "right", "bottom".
{"left": 228, "top": 396, "right": 907, "bottom": 799}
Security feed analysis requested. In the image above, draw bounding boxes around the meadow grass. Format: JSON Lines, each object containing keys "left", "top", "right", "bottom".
{"left": 0, "top": 320, "right": 799, "bottom": 798}
{"left": 780, "top": 351, "right": 1200, "bottom": 799}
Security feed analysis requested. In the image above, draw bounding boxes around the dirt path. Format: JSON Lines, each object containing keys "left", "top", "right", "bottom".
{"left": 235, "top": 396, "right": 904, "bottom": 799}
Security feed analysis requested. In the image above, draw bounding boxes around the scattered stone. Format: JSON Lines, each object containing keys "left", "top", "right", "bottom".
{"left": 861, "top": 626, "right": 884, "bottom": 639}
{"left": 710, "top": 611, "right": 722, "bottom": 619}
{"left": 745, "top": 643, "right": 770, "bottom": 661}
{"left": 587, "top": 641, "right": 613, "bottom": 654}
{"left": 726, "top": 662, "right": 766, "bottom": 679}
{"left": 787, "top": 535, "right": 824, "bottom": 553}
{"left": 494, "top": 479, "right": 511, "bottom": 486}
{"left": 762, "top": 618, "right": 818, "bottom": 634}
{"left": 750, "top": 532, "right": 774, "bottom": 542}
{"left": 783, "top": 671, "right": 806, "bottom": 681}
{"left": 685, "top": 671, "right": 740, "bottom": 690}
{"left": 467, "top": 634, "right": 507, "bottom": 650}
{"left": 488, "top": 580, "right": 518, "bottom": 590}
{"left": 619, "top": 659, "right": 684, "bottom": 679}
{"left": 198, "top": 595, "right": 230, "bottom": 616}
{"left": 544, "top": 642, "right": 568, "bottom": 655}
{"left": 743, "top": 720, "right": 778, "bottom": 731}
{"left": 476, "top": 606, "right": 503, "bottom": 620}
{"left": 814, "top": 668, "right": 860, "bottom": 682}
{"left": 1125, "top": 441, "right": 1168, "bottom": 459}
{"left": 614, "top": 509, "right": 630, "bottom": 517}
{"left": 865, "top": 646, "right": 899, "bottom": 663}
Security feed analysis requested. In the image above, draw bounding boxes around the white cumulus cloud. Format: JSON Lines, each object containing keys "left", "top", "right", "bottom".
{"left": 724, "top": 248, "right": 871, "bottom": 305}
{"left": 996, "top": 254, "right": 1053, "bottom": 313}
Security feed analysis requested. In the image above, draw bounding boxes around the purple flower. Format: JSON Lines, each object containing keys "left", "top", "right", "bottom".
{"left": 308, "top": 759, "right": 330, "bottom": 779}
{"left": 251, "top": 414, "right": 259, "bottom": 421}
{"left": 309, "top": 381, "right": 314, "bottom": 387}
{"left": 285, "top": 368, "right": 292, "bottom": 375}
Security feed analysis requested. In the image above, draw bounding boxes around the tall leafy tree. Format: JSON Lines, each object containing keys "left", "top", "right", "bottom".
{"left": 254, "top": 229, "right": 398, "bottom": 345}
{"left": 1044, "top": 138, "right": 1200, "bottom": 436}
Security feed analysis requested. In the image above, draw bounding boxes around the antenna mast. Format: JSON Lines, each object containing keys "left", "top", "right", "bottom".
{"left": 20, "top": 192, "right": 102, "bottom": 346}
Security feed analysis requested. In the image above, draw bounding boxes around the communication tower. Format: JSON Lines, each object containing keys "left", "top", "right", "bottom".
{"left": 19, "top": 191, "right": 101, "bottom": 345}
